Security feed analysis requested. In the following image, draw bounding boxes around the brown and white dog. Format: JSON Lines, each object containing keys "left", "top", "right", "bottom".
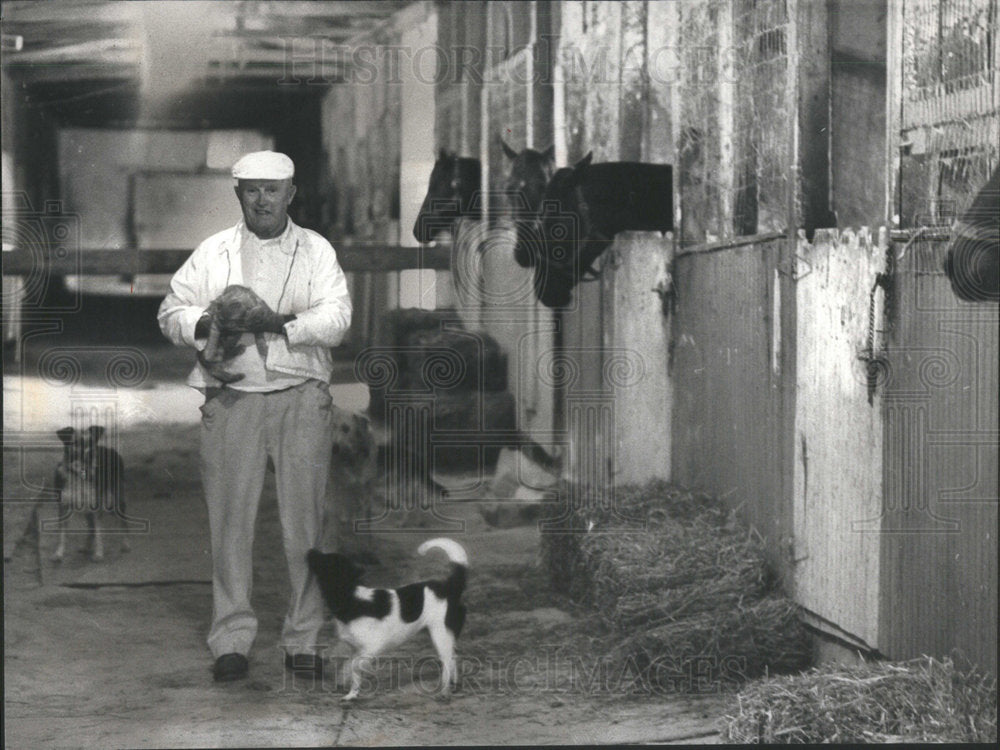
{"left": 306, "top": 538, "right": 468, "bottom": 701}
{"left": 51, "top": 426, "right": 129, "bottom": 562}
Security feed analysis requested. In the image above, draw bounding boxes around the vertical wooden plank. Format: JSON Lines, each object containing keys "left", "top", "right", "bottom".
{"left": 618, "top": 0, "right": 646, "bottom": 162}
{"left": 643, "top": 0, "right": 676, "bottom": 165}
{"left": 716, "top": 0, "right": 735, "bottom": 238}
{"left": 398, "top": 2, "right": 439, "bottom": 308}
{"left": 793, "top": 0, "right": 833, "bottom": 234}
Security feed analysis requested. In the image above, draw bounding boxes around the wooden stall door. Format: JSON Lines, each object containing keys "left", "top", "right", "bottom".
{"left": 878, "top": 236, "right": 998, "bottom": 675}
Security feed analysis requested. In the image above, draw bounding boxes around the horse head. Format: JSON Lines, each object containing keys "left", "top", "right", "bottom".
{"left": 500, "top": 139, "right": 555, "bottom": 268}
{"left": 943, "top": 166, "right": 999, "bottom": 302}
{"left": 412, "top": 149, "right": 482, "bottom": 243}
{"left": 533, "top": 152, "right": 608, "bottom": 308}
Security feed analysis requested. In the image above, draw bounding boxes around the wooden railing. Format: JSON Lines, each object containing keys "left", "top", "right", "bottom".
{"left": 1, "top": 243, "right": 452, "bottom": 275}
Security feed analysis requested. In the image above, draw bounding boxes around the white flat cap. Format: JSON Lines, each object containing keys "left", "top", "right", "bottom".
{"left": 231, "top": 150, "right": 295, "bottom": 180}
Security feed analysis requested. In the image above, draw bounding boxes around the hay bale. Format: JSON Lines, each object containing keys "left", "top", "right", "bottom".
{"left": 616, "top": 596, "right": 811, "bottom": 690}
{"left": 539, "top": 479, "right": 811, "bottom": 693}
{"left": 724, "top": 656, "right": 997, "bottom": 744}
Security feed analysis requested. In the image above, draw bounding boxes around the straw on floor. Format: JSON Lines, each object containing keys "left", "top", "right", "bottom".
{"left": 724, "top": 655, "right": 997, "bottom": 744}
{"left": 540, "top": 479, "right": 811, "bottom": 691}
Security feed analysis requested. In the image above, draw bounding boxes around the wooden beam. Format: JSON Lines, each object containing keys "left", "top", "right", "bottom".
{"left": 2, "top": 1, "right": 135, "bottom": 24}
{"left": 8, "top": 38, "right": 139, "bottom": 64}
{"left": 336, "top": 245, "right": 452, "bottom": 272}
{"left": 3, "top": 63, "right": 139, "bottom": 84}
{"left": 248, "top": 2, "right": 407, "bottom": 19}
{"left": 1, "top": 244, "right": 452, "bottom": 276}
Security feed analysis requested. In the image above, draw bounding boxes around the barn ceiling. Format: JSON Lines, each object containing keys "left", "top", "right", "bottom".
{"left": 2, "top": 0, "right": 413, "bottom": 86}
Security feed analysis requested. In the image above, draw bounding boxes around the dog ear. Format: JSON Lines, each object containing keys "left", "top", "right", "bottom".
{"left": 56, "top": 427, "right": 76, "bottom": 445}
{"left": 541, "top": 144, "right": 555, "bottom": 162}
{"left": 87, "top": 425, "right": 106, "bottom": 444}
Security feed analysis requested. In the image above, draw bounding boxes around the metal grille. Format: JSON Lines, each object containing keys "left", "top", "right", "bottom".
{"left": 899, "top": 0, "right": 999, "bottom": 226}
{"left": 733, "top": 0, "right": 794, "bottom": 236}
{"left": 676, "top": 0, "right": 793, "bottom": 244}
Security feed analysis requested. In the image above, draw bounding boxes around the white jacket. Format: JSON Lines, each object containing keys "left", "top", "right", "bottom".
{"left": 157, "top": 219, "right": 352, "bottom": 388}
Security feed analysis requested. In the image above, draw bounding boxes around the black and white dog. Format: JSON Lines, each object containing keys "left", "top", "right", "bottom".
{"left": 306, "top": 538, "right": 468, "bottom": 701}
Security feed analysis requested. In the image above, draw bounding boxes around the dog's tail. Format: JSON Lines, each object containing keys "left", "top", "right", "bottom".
{"left": 418, "top": 537, "right": 468, "bottom": 597}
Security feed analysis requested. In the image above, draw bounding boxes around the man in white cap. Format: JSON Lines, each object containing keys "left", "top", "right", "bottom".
{"left": 158, "top": 151, "right": 352, "bottom": 683}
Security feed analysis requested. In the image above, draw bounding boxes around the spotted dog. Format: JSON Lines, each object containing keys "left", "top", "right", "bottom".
{"left": 306, "top": 538, "right": 468, "bottom": 701}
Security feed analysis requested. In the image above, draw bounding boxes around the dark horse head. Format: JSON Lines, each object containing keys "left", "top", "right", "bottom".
{"left": 533, "top": 153, "right": 597, "bottom": 308}
{"left": 500, "top": 139, "right": 555, "bottom": 268}
{"left": 943, "top": 166, "right": 999, "bottom": 302}
{"left": 412, "top": 149, "right": 482, "bottom": 243}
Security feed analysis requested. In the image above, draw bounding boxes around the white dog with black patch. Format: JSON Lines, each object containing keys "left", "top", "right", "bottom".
{"left": 306, "top": 538, "right": 468, "bottom": 701}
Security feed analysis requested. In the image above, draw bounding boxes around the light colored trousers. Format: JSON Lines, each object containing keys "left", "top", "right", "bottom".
{"left": 199, "top": 379, "right": 334, "bottom": 658}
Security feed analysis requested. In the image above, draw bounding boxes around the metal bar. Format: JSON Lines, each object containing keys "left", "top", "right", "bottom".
{"left": 673, "top": 231, "right": 788, "bottom": 259}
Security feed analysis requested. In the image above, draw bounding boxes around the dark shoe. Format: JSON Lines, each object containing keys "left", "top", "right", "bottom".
{"left": 284, "top": 652, "right": 324, "bottom": 677}
{"left": 213, "top": 653, "right": 249, "bottom": 683}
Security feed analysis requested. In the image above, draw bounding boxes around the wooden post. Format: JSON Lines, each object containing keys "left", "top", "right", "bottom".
{"left": 605, "top": 231, "right": 673, "bottom": 484}
{"left": 793, "top": 0, "right": 833, "bottom": 235}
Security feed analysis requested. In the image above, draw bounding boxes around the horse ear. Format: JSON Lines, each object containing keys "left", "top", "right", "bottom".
{"left": 541, "top": 144, "right": 555, "bottom": 161}
{"left": 500, "top": 138, "right": 518, "bottom": 160}
{"left": 574, "top": 152, "right": 594, "bottom": 170}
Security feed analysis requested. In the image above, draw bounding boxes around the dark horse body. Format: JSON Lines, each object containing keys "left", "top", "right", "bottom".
{"left": 412, "top": 149, "right": 482, "bottom": 243}
{"left": 943, "top": 166, "right": 999, "bottom": 302}
{"left": 535, "top": 152, "right": 673, "bottom": 308}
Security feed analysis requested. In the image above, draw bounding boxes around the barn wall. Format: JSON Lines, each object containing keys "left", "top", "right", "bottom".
{"left": 878, "top": 235, "right": 998, "bottom": 674}
{"left": 792, "top": 228, "right": 886, "bottom": 649}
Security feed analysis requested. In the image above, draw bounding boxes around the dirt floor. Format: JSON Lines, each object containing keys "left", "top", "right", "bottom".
{"left": 4, "top": 313, "right": 728, "bottom": 747}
